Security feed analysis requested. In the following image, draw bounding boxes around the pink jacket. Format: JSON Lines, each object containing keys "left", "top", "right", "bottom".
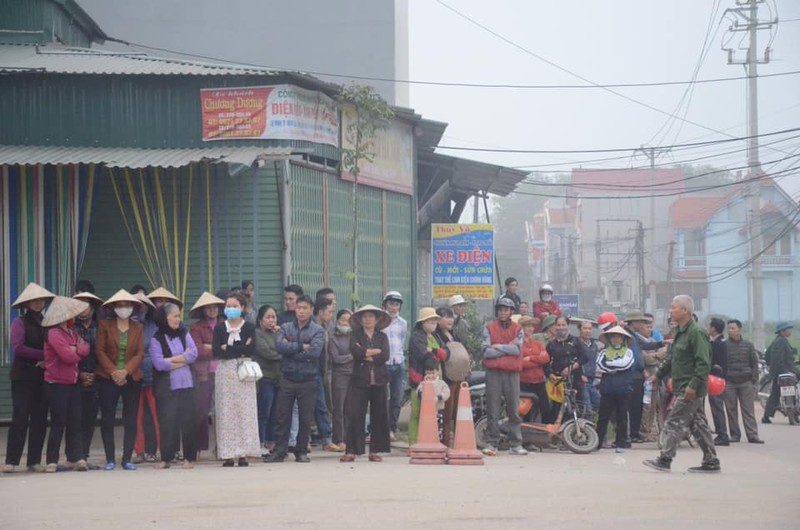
{"left": 44, "top": 327, "right": 89, "bottom": 384}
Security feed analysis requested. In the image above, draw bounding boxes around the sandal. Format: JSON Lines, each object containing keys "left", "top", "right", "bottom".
{"left": 339, "top": 454, "right": 356, "bottom": 463}
{"left": 368, "top": 454, "right": 383, "bottom": 462}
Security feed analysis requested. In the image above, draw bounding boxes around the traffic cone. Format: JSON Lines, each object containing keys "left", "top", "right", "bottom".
{"left": 409, "top": 379, "right": 447, "bottom": 464}
{"left": 447, "top": 382, "right": 484, "bottom": 465}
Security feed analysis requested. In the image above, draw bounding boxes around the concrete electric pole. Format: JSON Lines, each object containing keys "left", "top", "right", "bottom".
{"left": 723, "top": 0, "right": 774, "bottom": 350}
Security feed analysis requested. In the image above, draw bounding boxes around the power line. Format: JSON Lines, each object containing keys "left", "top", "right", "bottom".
{"left": 513, "top": 161, "right": 800, "bottom": 199}
{"left": 102, "top": 36, "right": 800, "bottom": 91}
{"left": 432, "top": 0, "right": 788, "bottom": 146}
{"left": 519, "top": 150, "right": 800, "bottom": 189}
{"left": 436, "top": 126, "right": 800, "bottom": 154}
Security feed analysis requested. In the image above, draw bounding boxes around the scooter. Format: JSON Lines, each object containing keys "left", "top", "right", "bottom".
{"left": 474, "top": 376, "right": 599, "bottom": 454}
{"left": 777, "top": 372, "right": 800, "bottom": 425}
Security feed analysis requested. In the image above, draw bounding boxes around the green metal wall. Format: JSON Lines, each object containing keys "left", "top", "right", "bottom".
{"left": 289, "top": 162, "right": 415, "bottom": 322}
{"left": 0, "top": 74, "right": 338, "bottom": 160}
{"left": 0, "top": 0, "right": 93, "bottom": 46}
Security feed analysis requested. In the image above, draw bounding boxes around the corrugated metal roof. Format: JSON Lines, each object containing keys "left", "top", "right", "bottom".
{"left": 0, "top": 43, "right": 286, "bottom": 76}
{"left": 0, "top": 144, "right": 296, "bottom": 168}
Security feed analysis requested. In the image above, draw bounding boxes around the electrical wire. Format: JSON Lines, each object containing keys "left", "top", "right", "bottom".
{"left": 432, "top": 0, "right": 792, "bottom": 149}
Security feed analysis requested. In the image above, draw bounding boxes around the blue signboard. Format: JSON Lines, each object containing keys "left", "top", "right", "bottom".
{"left": 432, "top": 224, "right": 495, "bottom": 299}
{"left": 553, "top": 294, "right": 579, "bottom": 317}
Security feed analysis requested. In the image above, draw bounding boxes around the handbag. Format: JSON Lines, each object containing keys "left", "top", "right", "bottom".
{"left": 546, "top": 378, "right": 565, "bottom": 404}
{"left": 237, "top": 359, "right": 263, "bottom": 382}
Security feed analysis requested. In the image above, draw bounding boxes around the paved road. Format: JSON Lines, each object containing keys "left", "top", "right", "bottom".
{"left": 1, "top": 405, "right": 799, "bottom": 529}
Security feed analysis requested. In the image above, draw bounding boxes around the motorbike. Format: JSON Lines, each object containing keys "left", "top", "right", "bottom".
{"left": 777, "top": 372, "right": 800, "bottom": 425}
{"left": 474, "top": 374, "right": 599, "bottom": 454}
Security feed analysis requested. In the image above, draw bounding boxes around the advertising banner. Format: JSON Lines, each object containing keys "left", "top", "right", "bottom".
{"left": 553, "top": 294, "right": 580, "bottom": 317}
{"left": 340, "top": 104, "right": 414, "bottom": 195}
{"left": 432, "top": 224, "right": 495, "bottom": 300}
{"left": 200, "top": 84, "right": 338, "bottom": 146}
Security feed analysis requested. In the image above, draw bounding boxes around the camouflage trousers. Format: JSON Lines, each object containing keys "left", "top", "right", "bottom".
{"left": 659, "top": 396, "right": 718, "bottom": 464}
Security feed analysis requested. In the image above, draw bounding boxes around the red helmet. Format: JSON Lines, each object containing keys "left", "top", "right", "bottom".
{"left": 597, "top": 312, "right": 618, "bottom": 329}
{"left": 707, "top": 375, "right": 726, "bottom": 396}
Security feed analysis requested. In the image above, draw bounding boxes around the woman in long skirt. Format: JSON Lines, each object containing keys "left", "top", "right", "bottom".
{"left": 212, "top": 292, "right": 260, "bottom": 466}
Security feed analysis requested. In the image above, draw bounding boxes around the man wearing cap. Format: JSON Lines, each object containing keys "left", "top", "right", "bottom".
{"left": 449, "top": 295, "right": 470, "bottom": 345}
{"left": 535, "top": 315, "right": 556, "bottom": 345}
{"left": 481, "top": 297, "right": 527, "bottom": 456}
{"left": 644, "top": 295, "right": 720, "bottom": 473}
{"left": 763, "top": 321, "right": 799, "bottom": 424}
{"left": 381, "top": 291, "right": 408, "bottom": 440}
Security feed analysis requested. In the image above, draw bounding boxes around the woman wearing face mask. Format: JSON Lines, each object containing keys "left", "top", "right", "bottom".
{"left": 212, "top": 292, "right": 260, "bottom": 467}
{"left": 150, "top": 303, "right": 199, "bottom": 469}
{"left": 545, "top": 316, "right": 588, "bottom": 423}
{"left": 188, "top": 291, "right": 225, "bottom": 459}
{"left": 327, "top": 309, "right": 353, "bottom": 452}
{"left": 407, "top": 308, "right": 446, "bottom": 446}
{"left": 532, "top": 284, "right": 561, "bottom": 322}
{"left": 42, "top": 296, "right": 91, "bottom": 472}
{"left": 253, "top": 304, "right": 281, "bottom": 454}
{"left": 96, "top": 289, "right": 145, "bottom": 470}
{"left": 3, "top": 283, "right": 55, "bottom": 474}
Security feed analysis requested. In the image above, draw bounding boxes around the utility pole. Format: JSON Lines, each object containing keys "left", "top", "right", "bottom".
{"left": 635, "top": 221, "right": 646, "bottom": 310}
{"left": 723, "top": 0, "right": 774, "bottom": 350}
{"left": 634, "top": 145, "right": 671, "bottom": 302}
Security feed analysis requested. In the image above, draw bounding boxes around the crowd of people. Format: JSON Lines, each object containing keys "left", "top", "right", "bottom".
{"left": 3, "top": 275, "right": 795, "bottom": 474}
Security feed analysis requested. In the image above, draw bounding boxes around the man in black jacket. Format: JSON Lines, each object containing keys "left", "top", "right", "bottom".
{"left": 707, "top": 318, "right": 729, "bottom": 445}
{"left": 724, "top": 319, "right": 763, "bottom": 443}
{"left": 763, "top": 322, "right": 800, "bottom": 423}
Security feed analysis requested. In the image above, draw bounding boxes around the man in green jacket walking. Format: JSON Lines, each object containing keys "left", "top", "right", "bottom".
{"left": 643, "top": 295, "right": 720, "bottom": 473}
{"left": 763, "top": 322, "right": 799, "bottom": 423}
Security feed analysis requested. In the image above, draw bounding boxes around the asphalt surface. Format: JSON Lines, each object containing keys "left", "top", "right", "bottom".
{"left": 1, "top": 402, "right": 798, "bottom": 529}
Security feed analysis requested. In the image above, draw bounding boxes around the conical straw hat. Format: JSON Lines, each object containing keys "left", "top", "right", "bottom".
{"left": 102, "top": 289, "right": 143, "bottom": 307}
{"left": 189, "top": 291, "right": 225, "bottom": 319}
{"left": 600, "top": 325, "right": 632, "bottom": 340}
{"left": 42, "top": 296, "right": 89, "bottom": 327}
{"left": 73, "top": 292, "right": 103, "bottom": 308}
{"left": 133, "top": 292, "right": 156, "bottom": 309}
{"left": 352, "top": 304, "right": 392, "bottom": 330}
{"left": 12, "top": 282, "right": 55, "bottom": 308}
{"left": 147, "top": 287, "right": 182, "bottom": 308}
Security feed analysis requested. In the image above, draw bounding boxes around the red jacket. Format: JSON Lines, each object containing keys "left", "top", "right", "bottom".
{"left": 44, "top": 327, "right": 89, "bottom": 384}
{"left": 482, "top": 320, "right": 523, "bottom": 373}
{"left": 533, "top": 300, "right": 561, "bottom": 320}
{"left": 520, "top": 337, "right": 549, "bottom": 384}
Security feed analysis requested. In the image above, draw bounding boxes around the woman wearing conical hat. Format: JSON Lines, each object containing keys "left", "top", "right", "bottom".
{"left": 2, "top": 283, "right": 55, "bottom": 474}
{"left": 96, "top": 289, "right": 145, "bottom": 471}
{"left": 188, "top": 292, "right": 226, "bottom": 457}
{"left": 73, "top": 290, "right": 103, "bottom": 468}
{"left": 42, "top": 296, "right": 91, "bottom": 472}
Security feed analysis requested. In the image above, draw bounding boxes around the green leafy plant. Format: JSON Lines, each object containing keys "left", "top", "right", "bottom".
{"left": 337, "top": 85, "right": 394, "bottom": 310}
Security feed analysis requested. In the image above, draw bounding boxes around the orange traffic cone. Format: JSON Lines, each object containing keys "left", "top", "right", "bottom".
{"left": 409, "top": 378, "right": 447, "bottom": 465}
{"left": 447, "top": 382, "right": 484, "bottom": 465}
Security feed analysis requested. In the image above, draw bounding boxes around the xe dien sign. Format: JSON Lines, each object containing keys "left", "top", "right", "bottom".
{"left": 432, "top": 224, "right": 495, "bottom": 300}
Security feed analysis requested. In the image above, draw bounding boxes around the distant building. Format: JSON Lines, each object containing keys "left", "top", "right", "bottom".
{"left": 670, "top": 179, "right": 799, "bottom": 322}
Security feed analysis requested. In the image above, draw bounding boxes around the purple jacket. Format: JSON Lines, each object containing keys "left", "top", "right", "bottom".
{"left": 150, "top": 333, "right": 199, "bottom": 390}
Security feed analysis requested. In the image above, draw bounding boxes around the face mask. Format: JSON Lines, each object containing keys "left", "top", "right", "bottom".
{"left": 555, "top": 329, "right": 568, "bottom": 340}
{"left": 423, "top": 322, "right": 438, "bottom": 334}
{"left": 542, "top": 295, "right": 552, "bottom": 302}
{"left": 114, "top": 307, "right": 133, "bottom": 320}
{"left": 337, "top": 325, "right": 351, "bottom": 334}
{"left": 224, "top": 308, "right": 242, "bottom": 320}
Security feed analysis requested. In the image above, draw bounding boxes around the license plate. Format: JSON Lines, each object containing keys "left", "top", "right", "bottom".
{"left": 781, "top": 386, "right": 796, "bottom": 396}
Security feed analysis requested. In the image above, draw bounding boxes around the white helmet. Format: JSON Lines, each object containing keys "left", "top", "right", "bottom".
{"left": 539, "top": 284, "right": 554, "bottom": 294}
{"left": 382, "top": 291, "right": 403, "bottom": 306}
